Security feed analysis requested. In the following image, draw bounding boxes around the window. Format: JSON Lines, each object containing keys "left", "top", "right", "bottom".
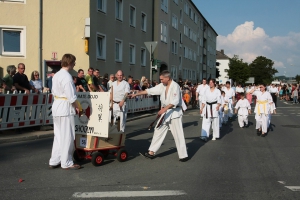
{"left": 184, "top": 3, "right": 188, "bottom": 15}
{"left": 194, "top": 14, "right": 198, "bottom": 24}
{"left": 173, "top": 0, "right": 178, "bottom": 5}
{"left": 160, "top": 21, "right": 167, "bottom": 43}
{"left": 0, "top": 26, "right": 26, "bottom": 56}
{"left": 179, "top": 56, "right": 182, "bottom": 69}
{"left": 172, "top": 14, "right": 178, "bottom": 29}
{"left": 115, "top": 0, "right": 123, "bottom": 21}
{"left": 180, "top": 9, "right": 183, "bottom": 24}
{"left": 129, "top": 44, "right": 135, "bottom": 64}
{"left": 183, "top": 47, "right": 188, "bottom": 58}
{"left": 161, "top": 0, "right": 168, "bottom": 13}
{"left": 171, "top": 66, "right": 177, "bottom": 80}
{"left": 189, "top": 48, "right": 192, "bottom": 60}
{"left": 141, "top": 12, "right": 147, "bottom": 32}
{"left": 129, "top": 5, "right": 136, "bottom": 27}
{"left": 1, "top": 0, "right": 25, "bottom": 3}
{"left": 184, "top": 25, "right": 188, "bottom": 36}
{"left": 115, "top": 39, "right": 122, "bottom": 62}
{"left": 193, "top": 52, "right": 196, "bottom": 61}
{"left": 97, "top": 0, "right": 106, "bottom": 13}
{"left": 141, "top": 48, "right": 146, "bottom": 66}
{"left": 192, "top": 70, "right": 196, "bottom": 80}
{"left": 200, "top": 38, "right": 203, "bottom": 47}
{"left": 171, "top": 40, "right": 177, "bottom": 54}
{"left": 96, "top": 33, "right": 106, "bottom": 60}
{"left": 180, "top": 32, "right": 182, "bottom": 43}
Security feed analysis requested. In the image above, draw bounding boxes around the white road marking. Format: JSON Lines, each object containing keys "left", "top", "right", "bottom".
{"left": 73, "top": 190, "right": 187, "bottom": 198}
{"left": 285, "top": 186, "right": 300, "bottom": 191}
{"left": 278, "top": 181, "right": 286, "bottom": 184}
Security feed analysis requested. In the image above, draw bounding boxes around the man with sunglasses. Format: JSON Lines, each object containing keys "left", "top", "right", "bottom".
{"left": 13, "top": 63, "right": 37, "bottom": 94}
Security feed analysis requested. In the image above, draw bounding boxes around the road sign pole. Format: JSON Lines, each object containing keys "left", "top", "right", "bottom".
{"left": 150, "top": 44, "right": 152, "bottom": 83}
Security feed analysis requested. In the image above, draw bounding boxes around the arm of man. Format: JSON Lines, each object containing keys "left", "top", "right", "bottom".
{"left": 119, "top": 82, "right": 131, "bottom": 108}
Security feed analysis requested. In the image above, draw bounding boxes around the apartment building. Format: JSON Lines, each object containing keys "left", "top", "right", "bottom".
{"left": 152, "top": 0, "right": 217, "bottom": 83}
{"left": 216, "top": 49, "right": 230, "bottom": 84}
{"left": 0, "top": 0, "right": 216, "bottom": 84}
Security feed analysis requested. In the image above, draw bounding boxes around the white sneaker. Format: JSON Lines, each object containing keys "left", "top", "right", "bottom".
{"left": 212, "top": 137, "right": 216, "bottom": 141}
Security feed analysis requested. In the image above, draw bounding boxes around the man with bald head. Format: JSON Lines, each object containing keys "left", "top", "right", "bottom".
{"left": 111, "top": 70, "right": 130, "bottom": 132}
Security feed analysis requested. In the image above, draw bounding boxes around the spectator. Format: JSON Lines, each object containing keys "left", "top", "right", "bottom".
{"left": 2, "top": 65, "right": 16, "bottom": 94}
{"left": 13, "top": 63, "right": 37, "bottom": 94}
{"left": 45, "top": 69, "right": 57, "bottom": 93}
{"left": 140, "top": 76, "right": 146, "bottom": 87}
{"left": 134, "top": 80, "right": 142, "bottom": 90}
{"left": 141, "top": 82, "right": 148, "bottom": 90}
{"left": 107, "top": 74, "right": 115, "bottom": 90}
{"left": 92, "top": 69, "right": 104, "bottom": 92}
{"left": 30, "top": 70, "right": 43, "bottom": 93}
{"left": 85, "top": 67, "right": 96, "bottom": 92}
{"left": 127, "top": 77, "right": 134, "bottom": 90}
{"left": 75, "top": 69, "right": 89, "bottom": 92}
{"left": 72, "top": 76, "right": 80, "bottom": 92}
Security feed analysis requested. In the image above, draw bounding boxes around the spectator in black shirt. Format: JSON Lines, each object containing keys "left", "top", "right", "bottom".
{"left": 75, "top": 69, "right": 89, "bottom": 92}
{"left": 92, "top": 69, "right": 104, "bottom": 92}
{"left": 13, "top": 63, "right": 38, "bottom": 94}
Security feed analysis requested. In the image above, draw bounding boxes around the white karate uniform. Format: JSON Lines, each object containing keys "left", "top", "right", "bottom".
{"left": 111, "top": 80, "right": 130, "bottom": 132}
{"left": 235, "top": 99, "right": 251, "bottom": 127}
{"left": 268, "top": 103, "right": 276, "bottom": 128}
{"left": 196, "top": 84, "right": 209, "bottom": 116}
{"left": 236, "top": 87, "right": 244, "bottom": 93}
{"left": 201, "top": 88, "right": 222, "bottom": 139}
{"left": 49, "top": 69, "right": 77, "bottom": 168}
{"left": 146, "top": 81, "right": 188, "bottom": 159}
{"left": 253, "top": 91, "right": 273, "bottom": 133}
{"left": 223, "top": 87, "right": 235, "bottom": 121}
{"left": 219, "top": 95, "right": 225, "bottom": 128}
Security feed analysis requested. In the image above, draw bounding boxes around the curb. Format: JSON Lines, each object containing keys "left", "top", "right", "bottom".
{"left": 0, "top": 112, "right": 157, "bottom": 144}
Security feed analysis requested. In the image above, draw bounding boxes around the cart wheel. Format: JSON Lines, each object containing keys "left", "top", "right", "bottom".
{"left": 92, "top": 152, "right": 104, "bottom": 166}
{"left": 73, "top": 150, "right": 85, "bottom": 162}
{"left": 117, "top": 148, "right": 128, "bottom": 162}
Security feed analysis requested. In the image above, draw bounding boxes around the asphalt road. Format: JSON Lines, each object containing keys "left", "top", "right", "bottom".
{"left": 0, "top": 100, "right": 300, "bottom": 200}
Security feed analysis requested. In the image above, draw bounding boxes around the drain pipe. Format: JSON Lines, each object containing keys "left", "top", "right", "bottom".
{"left": 39, "top": 0, "right": 44, "bottom": 86}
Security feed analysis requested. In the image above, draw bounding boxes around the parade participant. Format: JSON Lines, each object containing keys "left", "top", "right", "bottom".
{"left": 219, "top": 91, "right": 226, "bottom": 129}
{"left": 223, "top": 81, "right": 235, "bottom": 122}
{"left": 248, "top": 84, "right": 273, "bottom": 137}
{"left": 130, "top": 70, "right": 188, "bottom": 162}
{"left": 49, "top": 53, "right": 80, "bottom": 170}
{"left": 196, "top": 78, "right": 209, "bottom": 116}
{"left": 200, "top": 79, "right": 222, "bottom": 141}
{"left": 235, "top": 84, "right": 244, "bottom": 101}
{"left": 111, "top": 70, "right": 130, "bottom": 132}
{"left": 234, "top": 93, "right": 251, "bottom": 128}
{"left": 269, "top": 84, "right": 278, "bottom": 107}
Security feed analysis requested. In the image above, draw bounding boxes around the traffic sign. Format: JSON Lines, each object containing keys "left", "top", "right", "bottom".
{"left": 144, "top": 41, "right": 157, "bottom": 53}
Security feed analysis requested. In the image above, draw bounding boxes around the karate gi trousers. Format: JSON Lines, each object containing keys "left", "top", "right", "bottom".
{"left": 238, "top": 115, "right": 248, "bottom": 127}
{"left": 223, "top": 99, "right": 233, "bottom": 122}
{"left": 255, "top": 114, "right": 268, "bottom": 133}
{"left": 49, "top": 116, "right": 75, "bottom": 168}
{"left": 148, "top": 116, "right": 188, "bottom": 159}
{"left": 201, "top": 116, "right": 220, "bottom": 139}
{"left": 112, "top": 103, "right": 127, "bottom": 132}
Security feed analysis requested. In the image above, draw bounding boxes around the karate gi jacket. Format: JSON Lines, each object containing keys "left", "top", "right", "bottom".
{"left": 202, "top": 88, "right": 222, "bottom": 118}
{"left": 235, "top": 99, "right": 251, "bottom": 116}
{"left": 146, "top": 80, "right": 183, "bottom": 122}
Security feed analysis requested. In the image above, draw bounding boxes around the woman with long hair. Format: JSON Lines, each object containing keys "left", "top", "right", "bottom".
{"left": 30, "top": 70, "right": 43, "bottom": 93}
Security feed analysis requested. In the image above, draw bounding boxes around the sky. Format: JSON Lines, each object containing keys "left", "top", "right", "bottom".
{"left": 194, "top": 0, "right": 300, "bottom": 77}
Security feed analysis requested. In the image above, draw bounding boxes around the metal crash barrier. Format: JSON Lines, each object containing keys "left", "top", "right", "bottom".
{"left": 0, "top": 93, "right": 159, "bottom": 131}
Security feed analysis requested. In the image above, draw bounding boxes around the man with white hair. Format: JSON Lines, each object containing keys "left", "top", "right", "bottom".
{"left": 130, "top": 70, "right": 188, "bottom": 162}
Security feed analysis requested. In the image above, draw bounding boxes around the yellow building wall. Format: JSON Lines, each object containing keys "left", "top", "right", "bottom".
{"left": 0, "top": 1, "right": 39, "bottom": 79}
{"left": 43, "top": 0, "right": 90, "bottom": 76}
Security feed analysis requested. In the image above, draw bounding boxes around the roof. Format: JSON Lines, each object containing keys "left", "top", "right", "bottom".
{"left": 216, "top": 50, "right": 230, "bottom": 60}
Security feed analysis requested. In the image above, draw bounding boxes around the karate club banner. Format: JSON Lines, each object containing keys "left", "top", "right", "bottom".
{"left": 75, "top": 92, "right": 110, "bottom": 138}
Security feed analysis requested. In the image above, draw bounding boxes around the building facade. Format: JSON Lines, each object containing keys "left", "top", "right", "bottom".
{"left": 0, "top": 0, "right": 216, "bottom": 84}
{"left": 152, "top": 0, "right": 217, "bottom": 83}
{"left": 216, "top": 49, "right": 230, "bottom": 84}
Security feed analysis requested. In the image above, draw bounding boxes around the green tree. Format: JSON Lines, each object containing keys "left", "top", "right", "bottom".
{"left": 295, "top": 74, "right": 300, "bottom": 83}
{"left": 249, "top": 56, "right": 278, "bottom": 84}
{"left": 226, "top": 55, "right": 250, "bottom": 84}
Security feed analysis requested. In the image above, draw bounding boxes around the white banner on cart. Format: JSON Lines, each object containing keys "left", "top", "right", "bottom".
{"left": 75, "top": 92, "right": 110, "bottom": 138}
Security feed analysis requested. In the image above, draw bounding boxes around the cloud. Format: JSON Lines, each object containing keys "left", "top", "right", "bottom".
{"left": 217, "top": 21, "right": 300, "bottom": 76}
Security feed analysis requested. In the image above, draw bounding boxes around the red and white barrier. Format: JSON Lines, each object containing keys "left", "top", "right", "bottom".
{"left": 0, "top": 93, "right": 159, "bottom": 131}
{"left": 0, "top": 94, "right": 47, "bottom": 130}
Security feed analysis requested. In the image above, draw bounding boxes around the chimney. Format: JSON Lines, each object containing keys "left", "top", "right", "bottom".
{"left": 221, "top": 49, "right": 224, "bottom": 54}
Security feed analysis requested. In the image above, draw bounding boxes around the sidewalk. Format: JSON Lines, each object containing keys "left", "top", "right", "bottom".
{"left": 0, "top": 111, "right": 157, "bottom": 144}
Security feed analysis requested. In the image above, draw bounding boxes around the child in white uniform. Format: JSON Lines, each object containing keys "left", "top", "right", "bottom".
{"left": 235, "top": 93, "right": 251, "bottom": 128}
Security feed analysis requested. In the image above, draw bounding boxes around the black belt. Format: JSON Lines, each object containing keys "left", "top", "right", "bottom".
{"left": 113, "top": 101, "right": 120, "bottom": 104}
{"left": 206, "top": 101, "right": 218, "bottom": 118}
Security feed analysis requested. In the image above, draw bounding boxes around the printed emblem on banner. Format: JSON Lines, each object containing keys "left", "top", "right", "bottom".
{"left": 79, "top": 100, "right": 92, "bottom": 124}
{"left": 80, "top": 137, "right": 87, "bottom": 147}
